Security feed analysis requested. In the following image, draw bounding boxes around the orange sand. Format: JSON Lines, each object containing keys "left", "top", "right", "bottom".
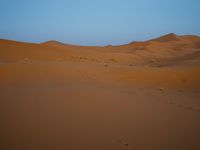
{"left": 0, "top": 33, "right": 200, "bottom": 150}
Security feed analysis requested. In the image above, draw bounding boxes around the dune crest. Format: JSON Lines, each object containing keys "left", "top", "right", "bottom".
{"left": 152, "top": 33, "right": 179, "bottom": 42}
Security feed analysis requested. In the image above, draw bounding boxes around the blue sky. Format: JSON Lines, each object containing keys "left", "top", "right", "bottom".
{"left": 0, "top": 0, "right": 200, "bottom": 45}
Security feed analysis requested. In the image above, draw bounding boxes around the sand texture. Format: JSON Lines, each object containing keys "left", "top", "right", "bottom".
{"left": 0, "top": 33, "right": 200, "bottom": 150}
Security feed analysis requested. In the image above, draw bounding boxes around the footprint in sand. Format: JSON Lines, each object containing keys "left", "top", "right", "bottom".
{"left": 118, "top": 139, "right": 130, "bottom": 149}
{"left": 165, "top": 101, "right": 200, "bottom": 113}
{"left": 129, "top": 64, "right": 136, "bottom": 67}
{"left": 184, "top": 106, "right": 193, "bottom": 110}
{"left": 104, "top": 64, "right": 108, "bottom": 67}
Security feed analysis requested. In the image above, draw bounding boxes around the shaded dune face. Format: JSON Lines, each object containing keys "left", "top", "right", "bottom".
{"left": 0, "top": 34, "right": 200, "bottom": 150}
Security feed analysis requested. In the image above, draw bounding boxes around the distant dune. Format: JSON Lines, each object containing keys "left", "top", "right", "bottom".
{"left": 0, "top": 34, "right": 200, "bottom": 150}
{"left": 1, "top": 33, "right": 200, "bottom": 65}
{"left": 0, "top": 33, "right": 200, "bottom": 88}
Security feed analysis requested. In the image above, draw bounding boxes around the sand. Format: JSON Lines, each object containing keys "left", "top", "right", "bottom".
{"left": 0, "top": 33, "right": 200, "bottom": 150}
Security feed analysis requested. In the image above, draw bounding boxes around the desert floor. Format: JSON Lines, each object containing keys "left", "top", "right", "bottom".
{"left": 0, "top": 34, "right": 200, "bottom": 150}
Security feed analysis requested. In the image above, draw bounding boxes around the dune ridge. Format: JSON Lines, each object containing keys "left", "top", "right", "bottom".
{"left": 1, "top": 33, "right": 200, "bottom": 63}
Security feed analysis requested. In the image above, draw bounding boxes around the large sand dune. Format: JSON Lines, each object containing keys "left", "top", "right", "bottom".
{"left": 0, "top": 34, "right": 200, "bottom": 150}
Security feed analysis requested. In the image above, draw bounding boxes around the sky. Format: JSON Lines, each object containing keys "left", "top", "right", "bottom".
{"left": 0, "top": 0, "right": 200, "bottom": 46}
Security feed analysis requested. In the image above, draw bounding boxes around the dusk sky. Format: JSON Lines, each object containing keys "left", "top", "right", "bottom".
{"left": 0, "top": 0, "right": 200, "bottom": 45}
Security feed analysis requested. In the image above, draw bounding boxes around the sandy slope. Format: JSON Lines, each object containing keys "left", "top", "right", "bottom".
{"left": 0, "top": 34, "right": 200, "bottom": 150}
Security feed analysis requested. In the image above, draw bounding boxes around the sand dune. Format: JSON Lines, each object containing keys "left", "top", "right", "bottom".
{"left": 1, "top": 33, "right": 200, "bottom": 64}
{"left": 0, "top": 34, "right": 200, "bottom": 150}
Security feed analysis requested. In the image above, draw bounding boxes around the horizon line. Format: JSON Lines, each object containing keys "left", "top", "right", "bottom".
{"left": 1, "top": 33, "right": 199, "bottom": 47}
